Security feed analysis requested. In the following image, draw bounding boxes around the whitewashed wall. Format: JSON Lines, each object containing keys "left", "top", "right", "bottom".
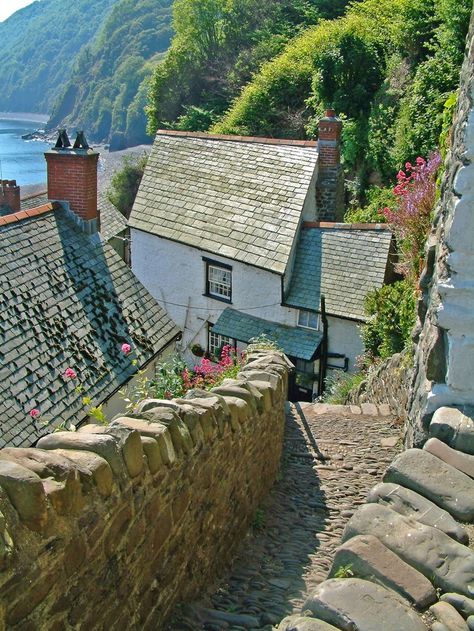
{"left": 327, "top": 316, "right": 364, "bottom": 373}
{"left": 131, "top": 229, "right": 296, "bottom": 363}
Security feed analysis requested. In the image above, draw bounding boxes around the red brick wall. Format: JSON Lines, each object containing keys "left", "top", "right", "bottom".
{"left": 0, "top": 180, "right": 21, "bottom": 213}
{"left": 45, "top": 152, "right": 99, "bottom": 222}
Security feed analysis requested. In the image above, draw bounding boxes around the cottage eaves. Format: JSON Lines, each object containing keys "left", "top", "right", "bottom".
{"left": 129, "top": 132, "right": 318, "bottom": 274}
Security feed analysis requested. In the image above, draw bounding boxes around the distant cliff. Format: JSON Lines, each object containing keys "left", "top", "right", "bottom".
{"left": 0, "top": 0, "right": 118, "bottom": 114}
{"left": 47, "top": 0, "right": 173, "bottom": 149}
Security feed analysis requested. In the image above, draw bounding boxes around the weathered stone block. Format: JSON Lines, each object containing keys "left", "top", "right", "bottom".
{"left": 140, "top": 436, "right": 162, "bottom": 474}
{"left": 430, "top": 601, "right": 469, "bottom": 631}
{"left": 302, "top": 578, "right": 425, "bottom": 631}
{"left": 105, "top": 426, "right": 144, "bottom": 478}
{"left": 37, "top": 432, "right": 125, "bottom": 477}
{"left": 425, "top": 437, "right": 474, "bottom": 479}
{"left": 329, "top": 534, "right": 436, "bottom": 609}
{"left": 278, "top": 615, "right": 339, "bottom": 630}
{"left": 141, "top": 407, "right": 194, "bottom": 455}
{"left": 367, "top": 482, "right": 468, "bottom": 544}
{"left": 103, "top": 504, "right": 133, "bottom": 557}
{"left": 342, "top": 503, "right": 474, "bottom": 596}
{"left": 52, "top": 449, "right": 113, "bottom": 497}
{"left": 0, "top": 460, "right": 47, "bottom": 531}
{"left": 111, "top": 418, "right": 176, "bottom": 466}
{"left": 383, "top": 448, "right": 474, "bottom": 521}
{"left": 441, "top": 593, "right": 474, "bottom": 618}
{"left": 430, "top": 407, "right": 474, "bottom": 455}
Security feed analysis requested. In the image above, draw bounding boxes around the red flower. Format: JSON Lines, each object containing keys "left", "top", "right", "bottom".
{"left": 29, "top": 408, "right": 40, "bottom": 419}
{"left": 63, "top": 367, "right": 77, "bottom": 380}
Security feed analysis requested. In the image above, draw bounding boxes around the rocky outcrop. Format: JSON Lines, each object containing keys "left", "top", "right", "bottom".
{"left": 0, "top": 351, "right": 290, "bottom": 629}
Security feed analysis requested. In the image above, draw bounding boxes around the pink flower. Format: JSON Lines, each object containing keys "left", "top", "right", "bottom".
{"left": 29, "top": 408, "right": 40, "bottom": 419}
{"left": 63, "top": 367, "right": 77, "bottom": 380}
{"left": 121, "top": 343, "right": 132, "bottom": 355}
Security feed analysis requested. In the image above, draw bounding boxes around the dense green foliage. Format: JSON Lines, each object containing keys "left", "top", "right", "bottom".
{"left": 145, "top": 0, "right": 469, "bottom": 193}
{"left": 107, "top": 154, "right": 149, "bottom": 218}
{"left": 362, "top": 280, "right": 416, "bottom": 360}
{"left": 48, "top": 0, "right": 173, "bottom": 146}
{"left": 0, "top": 0, "right": 118, "bottom": 113}
{"left": 147, "top": 0, "right": 353, "bottom": 135}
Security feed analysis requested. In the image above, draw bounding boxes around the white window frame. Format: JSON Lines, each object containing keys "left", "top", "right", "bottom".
{"left": 208, "top": 328, "right": 234, "bottom": 358}
{"left": 205, "top": 260, "right": 232, "bottom": 302}
{"left": 297, "top": 310, "right": 320, "bottom": 330}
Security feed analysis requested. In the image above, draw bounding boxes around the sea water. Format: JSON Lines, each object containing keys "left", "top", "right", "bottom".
{"left": 0, "top": 118, "right": 50, "bottom": 186}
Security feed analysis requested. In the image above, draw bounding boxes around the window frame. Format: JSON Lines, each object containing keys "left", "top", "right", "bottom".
{"left": 203, "top": 257, "right": 232, "bottom": 303}
{"left": 207, "top": 323, "right": 235, "bottom": 359}
{"left": 297, "top": 309, "right": 320, "bottom": 330}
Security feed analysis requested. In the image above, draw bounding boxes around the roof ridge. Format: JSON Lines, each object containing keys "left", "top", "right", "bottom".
{"left": 302, "top": 221, "right": 391, "bottom": 231}
{"left": 20, "top": 190, "right": 48, "bottom": 202}
{"left": 156, "top": 129, "right": 318, "bottom": 148}
{"left": 0, "top": 202, "right": 56, "bottom": 227}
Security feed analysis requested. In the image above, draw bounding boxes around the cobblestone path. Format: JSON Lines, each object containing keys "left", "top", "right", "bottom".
{"left": 168, "top": 403, "right": 404, "bottom": 631}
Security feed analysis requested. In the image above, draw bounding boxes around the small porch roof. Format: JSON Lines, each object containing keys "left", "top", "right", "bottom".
{"left": 212, "top": 308, "right": 322, "bottom": 361}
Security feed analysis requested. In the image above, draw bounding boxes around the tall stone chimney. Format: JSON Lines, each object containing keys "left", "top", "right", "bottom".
{"left": 315, "top": 109, "right": 344, "bottom": 222}
{"left": 0, "top": 180, "right": 21, "bottom": 213}
{"left": 45, "top": 130, "right": 100, "bottom": 233}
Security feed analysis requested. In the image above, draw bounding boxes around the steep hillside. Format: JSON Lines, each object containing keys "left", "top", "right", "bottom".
{"left": 147, "top": 0, "right": 470, "bottom": 199}
{"left": 146, "top": 0, "right": 353, "bottom": 134}
{"left": 0, "top": 0, "right": 118, "bottom": 114}
{"left": 48, "top": 0, "right": 173, "bottom": 148}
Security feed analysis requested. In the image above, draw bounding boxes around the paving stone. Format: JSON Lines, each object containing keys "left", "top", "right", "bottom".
{"left": 380, "top": 436, "right": 399, "bottom": 448}
{"left": 425, "top": 438, "right": 474, "bottom": 479}
{"left": 342, "top": 503, "right": 474, "bottom": 596}
{"left": 440, "top": 594, "right": 474, "bottom": 618}
{"left": 367, "top": 482, "right": 469, "bottom": 544}
{"left": 430, "top": 407, "right": 474, "bottom": 455}
{"left": 278, "top": 615, "right": 339, "bottom": 630}
{"left": 430, "top": 601, "right": 469, "bottom": 631}
{"left": 361, "top": 403, "right": 378, "bottom": 416}
{"left": 383, "top": 448, "right": 474, "bottom": 521}
{"left": 329, "top": 534, "right": 436, "bottom": 609}
{"left": 302, "top": 578, "right": 426, "bottom": 631}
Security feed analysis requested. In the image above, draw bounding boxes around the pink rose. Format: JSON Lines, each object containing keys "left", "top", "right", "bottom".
{"left": 121, "top": 343, "right": 132, "bottom": 355}
{"left": 63, "top": 368, "right": 77, "bottom": 380}
{"left": 29, "top": 409, "right": 40, "bottom": 419}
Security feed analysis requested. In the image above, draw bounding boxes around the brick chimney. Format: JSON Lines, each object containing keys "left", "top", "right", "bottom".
{"left": 315, "top": 109, "right": 344, "bottom": 222}
{"left": 0, "top": 180, "right": 21, "bottom": 213}
{"left": 45, "top": 130, "right": 100, "bottom": 233}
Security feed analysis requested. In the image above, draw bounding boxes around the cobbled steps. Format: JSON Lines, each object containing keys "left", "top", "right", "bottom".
{"left": 169, "top": 404, "right": 474, "bottom": 631}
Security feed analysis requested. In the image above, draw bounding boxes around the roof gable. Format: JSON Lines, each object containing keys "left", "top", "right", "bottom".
{"left": 286, "top": 227, "right": 393, "bottom": 320}
{"left": 129, "top": 133, "right": 318, "bottom": 274}
{"left": 0, "top": 208, "right": 179, "bottom": 447}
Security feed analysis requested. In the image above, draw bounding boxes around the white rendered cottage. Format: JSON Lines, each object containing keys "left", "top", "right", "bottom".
{"left": 129, "top": 113, "right": 396, "bottom": 400}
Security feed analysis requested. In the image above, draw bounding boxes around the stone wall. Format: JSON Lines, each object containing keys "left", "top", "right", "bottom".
{"left": 346, "top": 352, "right": 411, "bottom": 420}
{"left": 407, "top": 13, "right": 474, "bottom": 446}
{"left": 0, "top": 351, "right": 290, "bottom": 630}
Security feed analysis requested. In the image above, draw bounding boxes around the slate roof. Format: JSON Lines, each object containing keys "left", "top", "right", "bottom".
{"left": 20, "top": 191, "right": 127, "bottom": 242}
{"left": 285, "top": 227, "right": 393, "bottom": 321}
{"left": 129, "top": 132, "right": 318, "bottom": 274}
{"left": 212, "top": 308, "right": 322, "bottom": 361}
{"left": 98, "top": 193, "right": 127, "bottom": 242}
{"left": 0, "top": 207, "right": 180, "bottom": 448}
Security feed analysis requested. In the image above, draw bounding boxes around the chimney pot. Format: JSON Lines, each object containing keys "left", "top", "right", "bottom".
{"left": 1, "top": 179, "right": 21, "bottom": 213}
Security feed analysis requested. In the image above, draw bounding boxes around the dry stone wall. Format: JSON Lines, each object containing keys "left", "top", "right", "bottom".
{"left": 0, "top": 351, "right": 290, "bottom": 630}
{"left": 408, "top": 12, "right": 474, "bottom": 446}
{"left": 346, "top": 352, "right": 411, "bottom": 420}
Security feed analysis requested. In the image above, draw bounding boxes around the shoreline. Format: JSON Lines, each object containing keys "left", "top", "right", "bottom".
{"left": 0, "top": 112, "right": 49, "bottom": 123}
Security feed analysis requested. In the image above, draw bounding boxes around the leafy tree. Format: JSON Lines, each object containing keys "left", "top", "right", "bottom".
{"left": 107, "top": 154, "right": 148, "bottom": 218}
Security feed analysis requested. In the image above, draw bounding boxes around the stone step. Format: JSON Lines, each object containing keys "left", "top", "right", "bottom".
{"left": 425, "top": 438, "right": 474, "bottom": 479}
{"left": 367, "top": 482, "right": 469, "bottom": 544}
{"left": 329, "top": 534, "right": 437, "bottom": 609}
{"left": 383, "top": 448, "right": 474, "bottom": 522}
{"left": 301, "top": 402, "right": 392, "bottom": 417}
{"left": 278, "top": 615, "right": 340, "bottom": 630}
{"left": 342, "top": 503, "right": 474, "bottom": 596}
{"left": 430, "top": 407, "right": 474, "bottom": 455}
{"left": 302, "top": 578, "right": 426, "bottom": 631}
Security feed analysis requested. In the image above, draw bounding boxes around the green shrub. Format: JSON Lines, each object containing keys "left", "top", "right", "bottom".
{"left": 107, "top": 153, "right": 148, "bottom": 218}
{"left": 323, "top": 371, "right": 366, "bottom": 404}
{"left": 362, "top": 280, "right": 416, "bottom": 360}
{"left": 344, "top": 186, "right": 395, "bottom": 223}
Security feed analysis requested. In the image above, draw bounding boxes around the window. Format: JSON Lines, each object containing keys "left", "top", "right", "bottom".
{"left": 208, "top": 327, "right": 234, "bottom": 358}
{"left": 207, "top": 263, "right": 232, "bottom": 302}
{"left": 298, "top": 310, "right": 319, "bottom": 330}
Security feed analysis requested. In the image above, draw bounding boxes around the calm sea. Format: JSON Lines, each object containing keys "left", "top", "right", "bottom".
{"left": 0, "top": 118, "right": 50, "bottom": 186}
